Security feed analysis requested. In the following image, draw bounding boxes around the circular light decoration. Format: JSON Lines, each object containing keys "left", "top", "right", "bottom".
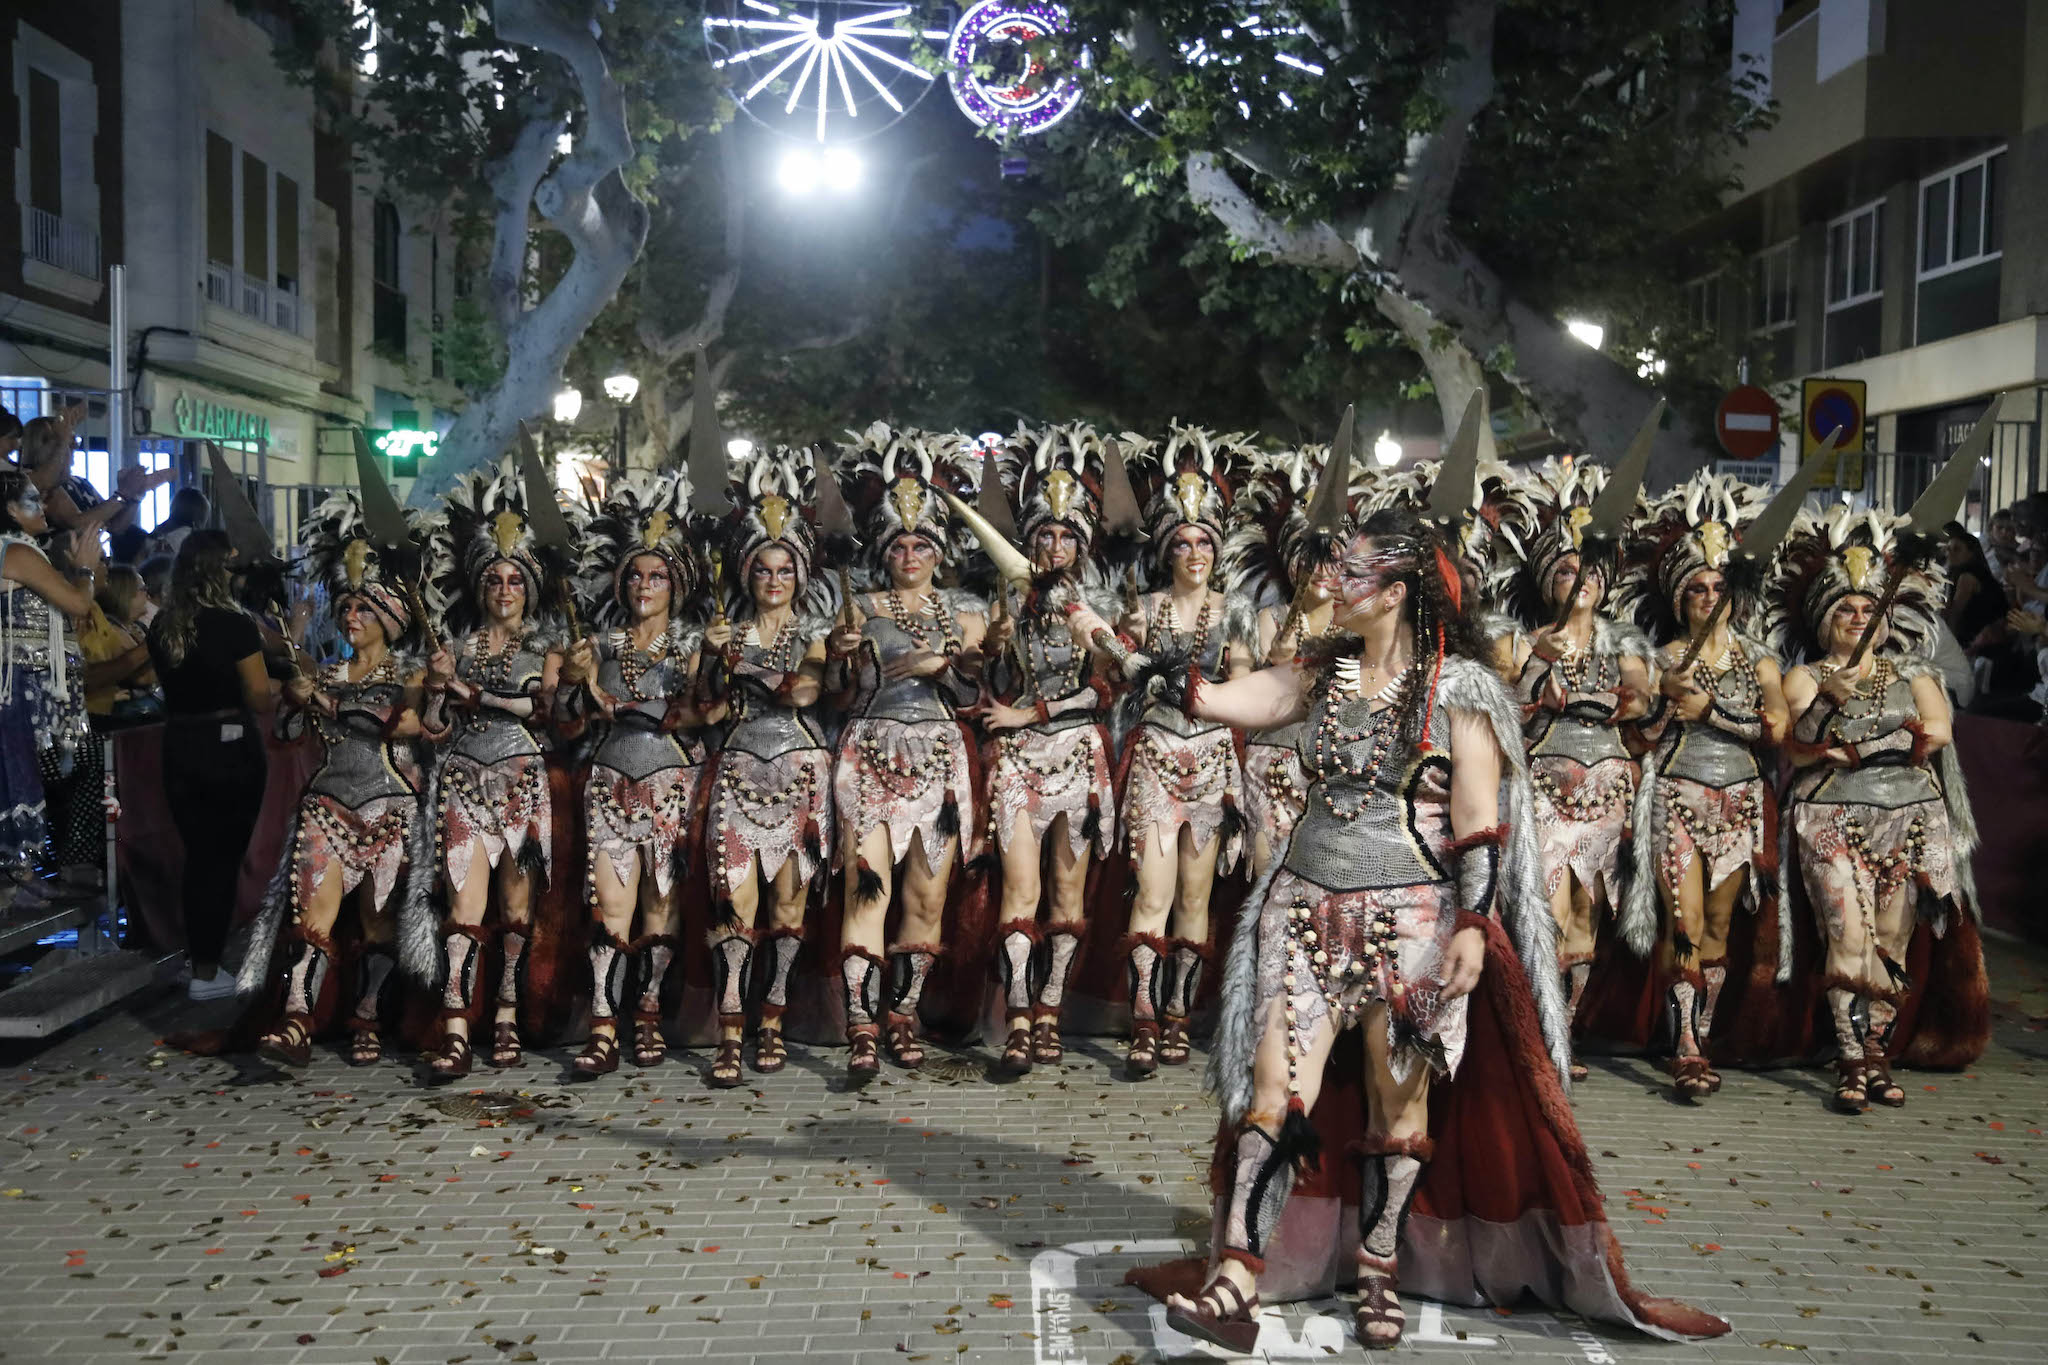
{"left": 945, "top": 2, "right": 1089, "bottom": 137}
{"left": 703, "top": 3, "right": 945, "bottom": 144}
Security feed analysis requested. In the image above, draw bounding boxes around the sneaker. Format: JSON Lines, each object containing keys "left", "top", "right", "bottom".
{"left": 188, "top": 969, "right": 237, "bottom": 1002}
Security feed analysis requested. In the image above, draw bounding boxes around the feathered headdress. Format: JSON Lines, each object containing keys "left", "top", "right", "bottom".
{"left": 1487, "top": 458, "right": 1619, "bottom": 628}
{"left": 1012, "top": 423, "right": 1107, "bottom": 552}
{"left": 723, "top": 443, "right": 828, "bottom": 611}
{"left": 577, "top": 470, "right": 697, "bottom": 627}
{"left": 1615, "top": 471, "right": 1769, "bottom": 643}
{"left": 1768, "top": 506, "right": 1948, "bottom": 663}
{"left": 1140, "top": 425, "right": 1246, "bottom": 576}
{"left": 1219, "top": 443, "right": 1389, "bottom": 612}
{"left": 838, "top": 423, "right": 974, "bottom": 572}
{"left": 428, "top": 468, "right": 557, "bottom": 638}
{"left": 299, "top": 491, "right": 421, "bottom": 648}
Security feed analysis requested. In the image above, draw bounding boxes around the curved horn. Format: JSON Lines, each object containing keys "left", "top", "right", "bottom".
{"left": 939, "top": 487, "right": 1033, "bottom": 586}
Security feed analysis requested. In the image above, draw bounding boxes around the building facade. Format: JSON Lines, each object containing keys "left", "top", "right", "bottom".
{"left": 1698, "top": 0, "right": 2048, "bottom": 522}
{"left": 3, "top": 0, "right": 464, "bottom": 546}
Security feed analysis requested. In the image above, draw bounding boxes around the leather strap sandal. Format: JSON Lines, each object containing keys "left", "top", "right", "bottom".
{"left": 997, "top": 1027, "right": 1033, "bottom": 1075}
{"left": 1353, "top": 1253, "right": 1405, "bottom": 1350}
{"left": 631, "top": 1011, "right": 667, "bottom": 1068}
{"left": 489, "top": 1018, "right": 524, "bottom": 1069}
{"left": 882, "top": 1013, "right": 924, "bottom": 1070}
{"left": 752, "top": 1025, "right": 787, "bottom": 1074}
{"left": 572, "top": 1028, "right": 620, "bottom": 1078}
{"left": 1159, "top": 1016, "right": 1191, "bottom": 1066}
{"left": 1670, "top": 1055, "right": 1712, "bottom": 1101}
{"left": 1831, "top": 1057, "right": 1869, "bottom": 1113}
{"left": 1028, "top": 1015, "right": 1062, "bottom": 1065}
{"left": 1128, "top": 1022, "right": 1161, "bottom": 1077}
{"left": 706, "top": 1036, "right": 745, "bottom": 1089}
{"left": 346, "top": 1025, "right": 383, "bottom": 1067}
{"left": 1862, "top": 1053, "right": 1905, "bottom": 1108}
{"left": 428, "top": 1030, "right": 474, "bottom": 1082}
{"left": 848, "top": 1026, "right": 881, "bottom": 1080}
{"left": 1164, "top": 1276, "right": 1261, "bottom": 1355}
{"left": 258, "top": 1014, "right": 313, "bottom": 1069}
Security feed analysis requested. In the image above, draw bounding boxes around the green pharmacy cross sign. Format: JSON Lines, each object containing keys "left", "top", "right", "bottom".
{"left": 370, "top": 427, "right": 440, "bottom": 474}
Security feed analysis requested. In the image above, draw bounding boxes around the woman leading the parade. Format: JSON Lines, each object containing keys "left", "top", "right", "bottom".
{"left": 1619, "top": 477, "right": 1789, "bottom": 1102}
{"left": 1775, "top": 510, "right": 1984, "bottom": 1113}
{"left": 557, "top": 474, "right": 718, "bottom": 1078}
{"left": 700, "top": 449, "right": 833, "bottom": 1086}
{"left": 830, "top": 431, "right": 988, "bottom": 1077}
{"left": 246, "top": 499, "right": 435, "bottom": 1069}
{"left": 420, "top": 474, "right": 564, "bottom": 1079}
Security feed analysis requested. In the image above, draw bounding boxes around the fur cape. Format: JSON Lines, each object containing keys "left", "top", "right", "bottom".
{"left": 1206, "top": 654, "right": 1571, "bottom": 1126}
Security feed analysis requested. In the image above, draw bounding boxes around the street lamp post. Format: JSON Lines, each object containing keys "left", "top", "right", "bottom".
{"left": 603, "top": 373, "right": 639, "bottom": 474}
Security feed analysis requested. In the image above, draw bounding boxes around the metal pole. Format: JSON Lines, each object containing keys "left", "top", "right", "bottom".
{"left": 614, "top": 404, "right": 627, "bottom": 475}
{"left": 107, "top": 264, "right": 129, "bottom": 471}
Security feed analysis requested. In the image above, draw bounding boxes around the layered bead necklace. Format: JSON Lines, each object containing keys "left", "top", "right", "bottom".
{"left": 466, "top": 629, "right": 525, "bottom": 695}
{"left": 1308, "top": 661, "right": 1412, "bottom": 821}
{"left": 1813, "top": 656, "right": 1897, "bottom": 726}
{"left": 1148, "top": 593, "right": 1213, "bottom": 667}
{"left": 884, "top": 587, "right": 959, "bottom": 656}
{"left": 744, "top": 616, "right": 800, "bottom": 674}
{"left": 609, "top": 626, "right": 671, "bottom": 701}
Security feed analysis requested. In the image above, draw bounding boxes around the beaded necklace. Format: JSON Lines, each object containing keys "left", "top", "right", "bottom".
{"left": 1149, "top": 593, "right": 1213, "bottom": 670}
{"left": 466, "top": 629, "right": 525, "bottom": 694}
{"left": 744, "top": 615, "right": 800, "bottom": 674}
{"left": 609, "top": 626, "right": 672, "bottom": 701}
{"left": 884, "top": 587, "right": 959, "bottom": 655}
{"left": 1024, "top": 599, "right": 1083, "bottom": 696}
{"left": 1815, "top": 656, "right": 1896, "bottom": 725}
{"left": 1308, "top": 664, "right": 1412, "bottom": 821}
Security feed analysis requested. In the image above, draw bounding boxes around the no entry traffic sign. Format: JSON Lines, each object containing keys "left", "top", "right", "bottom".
{"left": 1715, "top": 385, "right": 1780, "bottom": 460}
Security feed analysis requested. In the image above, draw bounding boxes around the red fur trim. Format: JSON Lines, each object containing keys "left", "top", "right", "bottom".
{"left": 1033, "top": 698, "right": 1052, "bottom": 725}
{"left": 286, "top": 923, "right": 336, "bottom": 954}
{"left": 1445, "top": 824, "right": 1510, "bottom": 854}
{"left": 1217, "top": 1246, "right": 1266, "bottom": 1276}
{"left": 1030, "top": 1002, "right": 1061, "bottom": 1021}
{"left": 1348, "top": 1132, "right": 1436, "bottom": 1162}
{"left": 1118, "top": 931, "right": 1174, "bottom": 956}
{"left": 888, "top": 940, "right": 945, "bottom": 958}
{"left": 997, "top": 917, "right": 1044, "bottom": 943}
{"left": 838, "top": 945, "right": 885, "bottom": 968}
{"left": 765, "top": 926, "right": 806, "bottom": 943}
{"left": 1044, "top": 919, "right": 1086, "bottom": 937}
{"left": 1166, "top": 936, "right": 1214, "bottom": 961}
{"left": 1698, "top": 954, "right": 1728, "bottom": 970}
{"left": 1896, "top": 914, "right": 1990, "bottom": 1069}
{"left": 1821, "top": 969, "right": 1901, "bottom": 1004}
{"left": 717, "top": 1011, "right": 747, "bottom": 1030}
{"left": 1666, "top": 964, "right": 1706, "bottom": 992}
{"left": 623, "top": 932, "right": 682, "bottom": 955}
{"left": 1784, "top": 736, "right": 1831, "bottom": 764}
{"left": 1559, "top": 950, "right": 1595, "bottom": 968}
{"left": 590, "top": 923, "right": 630, "bottom": 951}
{"left": 1904, "top": 716, "right": 1931, "bottom": 767}
{"left": 1454, "top": 910, "right": 1490, "bottom": 937}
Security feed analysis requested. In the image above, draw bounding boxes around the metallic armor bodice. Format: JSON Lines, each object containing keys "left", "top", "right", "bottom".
{"left": 1001, "top": 607, "right": 1097, "bottom": 733}
{"left": 307, "top": 673, "right": 416, "bottom": 808}
{"left": 1283, "top": 682, "right": 1454, "bottom": 893}
{"left": 1655, "top": 652, "right": 1764, "bottom": 789}
{"left": 724, "top": 624, "right": 825, "bottom": 761}
{"left": 592, "top": 637, "right": 702, "bottom": 780}
{"left": 1519, "top": 648, "right": 1632, "bottom": 768}
{"left": 1139, "top": 593, "right": 1231, "bottom": 739}
{"left": 1795, "top": 669, "right": 1941, "bottom": 809}
{"left": 848, "top": 611, "right": 971, "bottom": 724}
{"left": 447, "top": 635, "right": 549, "bottom": 767}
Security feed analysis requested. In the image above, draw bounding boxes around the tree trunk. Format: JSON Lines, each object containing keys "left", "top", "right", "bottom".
{"left": 1370, "top": 287, "right": 1495, "bottom": 461}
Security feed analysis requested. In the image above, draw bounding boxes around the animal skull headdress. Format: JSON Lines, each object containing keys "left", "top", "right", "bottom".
{"left": 299, "top": 491, "right": 418, "bottom": 646}
{"left": 1770, "top": 506, "right": 1946, "bottom": 661}
{"left": 578, "top": 471, "right": 697, "bottom": 625}
{"left": 840, "top": 422, "right": 972, "bottom": 569}
{"left": 1143, "top": 425, "right": 1244, "bottom": 572}
{"left": 1013, "top": 423, "right": 1106, "bottom": 553}
{"left": 430, "top": 469, "right": 554, "bottom": 636}
{"left": 727, "top": 444, "right": 818, "bottom": 592}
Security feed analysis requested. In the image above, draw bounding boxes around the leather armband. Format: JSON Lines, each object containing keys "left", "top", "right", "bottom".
{"left": 1033, "top": 698, "right": 1052, "bottom": 725}
{"left": 1561, "top": 688, "right": 1622, "bottom": 723}
{"left": 1447, "top": 825, "right": 1509, "bottom": 920}
{"left": 1705, "top": 699, "right": 1764, "bottom": 742}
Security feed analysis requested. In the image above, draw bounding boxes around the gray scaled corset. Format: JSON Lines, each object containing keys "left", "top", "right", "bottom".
{"left": 850, "top": 615, "right": 970, "bottom": 723}
{"left": 1520, "top": 650, "right": 1632, "bottom": 767}
{"left": 1005, "top": 611, "right": 1095, "bottom": 733}
{"left": 1139, "top": 603, "right": 1232, "bottom": 740}
{"left": 1283, "top": 687, "right": 1454, "bottom": 893}
{"left": 725, "top": 631, "right": 825, "bottom": 761}
{"left": 1795, "top": 671, "right": 1941, "bottom": 810}
{"left": 592, "top": 643, "right": 702, "bottom": 781}
{"left": 308, "top": 678, "right": 417, "bottom": 809}
{"left": 448, "top": 637, "right": 548, "bottom": 766}
{"left": 1656, "top": 656, "right": 1764, "bottom": 790}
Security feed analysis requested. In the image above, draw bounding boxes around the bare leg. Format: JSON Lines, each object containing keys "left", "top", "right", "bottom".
{"left": 754, "top": 855, "right": 809, "bottom": 1073}
{"left": 1863, "top": 874, "right": 1916, "bottom": 1107}
{"left": 1034, "top": 817, "right": 1090, "bottom": 1065}
{"left": 705, "top": 859, "right": 761, "bottom": 1088}
{"left": 256, "top": 854, "right": 349, "bottom": 1066}
{"left": 1161, "top": 826, "right": 1221, "bottom": 1065}
{"left": 1555, "top": 873, "right": 1597, "bottom": 1081}
{"left": 993, "top": 811, "right": 1045, "bottom": 1073}
{"left": 884, "top": 831, "right": 953, "bottom": 1069}
{"left": 490, "top": 853, "right": 534, "bottom": 1066}
{"left": 577, "top": 848, "right": 640, "bottom": 1076}
{"left": 1125, "top": 822, "right": 1178, "bottom": 1073}
{"left": 1657, "top": 855, "right": 1711, "bottom": 1099}
{"left": 628, "top": 864, "right": 679, "bottom": 1067}
{"left": 348, "top": 882, "right": 398, "bottom": 1065}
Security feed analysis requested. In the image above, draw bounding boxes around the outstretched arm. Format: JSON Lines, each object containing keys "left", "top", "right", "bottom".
{"left": 1187, "top": 661, "right": 1311, "bottom": 731}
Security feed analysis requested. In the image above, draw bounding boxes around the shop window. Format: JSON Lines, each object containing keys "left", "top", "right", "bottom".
{"left": 206, "top": 133, "right": 235, "bottom": 267}
{"left": 1749, "top": 240, "right": 1797, "bottom": 375}
{"left": 373, "top": 199, "right": 407, "bottom": 354}
{"left": 1918, "top": 148, "right": 2004, "bottom": 345}
{"left": 1824, "top": 200, "right": 1883, "bottom": 367}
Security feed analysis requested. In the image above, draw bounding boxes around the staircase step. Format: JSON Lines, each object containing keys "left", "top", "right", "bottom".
{"left": 0, "top": 951, "right": 179, "bottom": 1038}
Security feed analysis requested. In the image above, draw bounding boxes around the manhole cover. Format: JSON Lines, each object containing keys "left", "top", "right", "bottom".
{"left": 920, "top": 1054, "right": 988, "bottom": 1083}
{"left": 421, "top": 1089, "right": 575, "bottom": 1120}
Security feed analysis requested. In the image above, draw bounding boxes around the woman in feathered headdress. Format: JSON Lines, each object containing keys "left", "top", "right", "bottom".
{"left": 1492, "top": 459, "right": 1654, "bottom": 1082}
{"left": 1615, "top": 473, "right": 1789, "bottom": 1102}
{"left": 245, "top": 494, "right": 435, "bottom": 1071}
{"left": 826, "top": 425, "right": 992, "bottom": 1077}
{"left": 970, "top": 424, "right": 1123, "bottom": 1076}
{"left": 1133, "top": 503, "right": 1725, "bottom": 1352}
{"left": 416, "top": 471, "right": 566, "bottom": 1079}
{"left": 555, "top": 471, "right": 722, "bottom": 1078}
{"left": 1094, "top": 425, "right": 1254, "bottom": 1076}
{"left": 697, "top": 445, "right": 835, "bottom": 1086}
{"left": 1774, "top": 508, "right": 1987, "bottom": 1110}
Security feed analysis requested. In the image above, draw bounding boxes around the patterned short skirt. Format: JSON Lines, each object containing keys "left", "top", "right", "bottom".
{"left": 439, "top": 751, "right": 552, "bottom": 894}
{"left": 987, "top": 723, "right": 1115, "bottom": 862}
{"left": 1652, "top": 774, "right": 1765, "bottom": 899}
{"left": 292, "top": 792, "right": 416, "bottom": 913}
{"left": 587, "top": 761, "right": 703, "bottom": 898}
{"left": 1530, "top": 753, "right": 1637, "bottom": 906}
{"left": 1122, "top": 724, "right": 1243, "bottom": 872}
{"left": 834, "top": 716, "right": 975, "bottom": 870}
{"left": 711, "top": 746, "right": 833, "bottom": 893}
{"left": 1792, "top": 795, "right": 1960, "bottom": 986}
{"left": 1240, "top": 741, "right": 1307, "bottom": 863}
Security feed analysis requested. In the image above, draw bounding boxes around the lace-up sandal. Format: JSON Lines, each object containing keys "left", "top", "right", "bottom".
{"left": 1353, "top": 1252, "right": 1405, "bottom": 1350}
{"left": 631, "top": 1011, "right": 667, "bottom": 1068}
{"left": 346, "top": 1024, "right": 383, "bottom": 1067}
{"left": 1128, "top": 1022, "right": 1160, "bottom": 1077}
{"left": 1159, "top": 1016, "right": 1191, "bottom": 1066}
{"left": 258, "top": 1014, "right": 313, "bottom": 1069}
{"left": 1029, "top": 1009, "right": 1062, "bottom": 1065}
{"left": 489, "top": 1018, "right": 523, "bottom": 1069}
{"left": 706, "top": 1036, "right": 745, "bottom": 1089}
{"left": 1165, "top": 1277, "right": 1262, "bottom": 1355}
{"left": 1863, "top": 1053, "right": 1905, "bottom": 1107}
{"left": 1670, "top": 1055, "right": 1712, "bottom": 1101}
{"left": 1831, "top": 1057, "right": 1869, "bottom": 1113}
{"left": 997, "top": 1027, "right": 1033, "bottom": 1075}
{"left": 428, "top": 1027, "right": 473, "bottom": 1082}
{"left": 848, "top": 1026, "right": 881, "bottom": 1080}
{"left": 882, "top": 1013, "right": 924, "bottom": 1070}
{"left": 572, "top": 1028, "right": 620, "bottom": 1078}
{"left": 753, "top": 1025, "right": 787, "bottom": 1074}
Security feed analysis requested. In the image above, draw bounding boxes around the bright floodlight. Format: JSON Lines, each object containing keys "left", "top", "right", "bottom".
{"left": 1372, "top": 431, "right": 1403, "bottom": 469}
{"left": 976, "top": 431, "right": 1002, "bottom": 447}
{"left": 604, "top": 373, "right": 640, "bottom": 405}
{"left": 727, "top": 437, "right": 755, "bottom": 460}
{"left": 553, "top": 386, "right": 583, "bottom": 423}
{"left": 1565, "top": 318, "right": 1605, "bottom": 350}
{"left": 779, "top": 147, "right": 819, "bottom": 192}
{"left": 821, "top": 146, "right": 862, "bottom": 191}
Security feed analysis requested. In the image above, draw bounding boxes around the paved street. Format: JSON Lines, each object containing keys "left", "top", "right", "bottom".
{"left": 3, "top": 939, "right": 2047, "bottom": 1365}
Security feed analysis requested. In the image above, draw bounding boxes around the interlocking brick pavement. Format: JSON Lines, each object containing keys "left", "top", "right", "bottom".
{"left": 2, "top": 937, "right": 2046, "bottom": 1364}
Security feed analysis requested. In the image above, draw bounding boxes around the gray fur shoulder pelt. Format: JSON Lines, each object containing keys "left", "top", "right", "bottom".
{"left": 1593, "top": 616, "right": 1656, "bottom": 663}
{"left": 940, "top": 587, "right": 990, "bottom": 619}
{"left": 1474, "top": 609, "right": 1520, "bottom": 653}
{"left": 1205, "top": 656, "right": 1572, "bottom": 1127}
{"left": 234, "top": 812, "right": 301, "bottom": 998}
{"left": 1619, "top": 761, "right": 1661, "bottom": 961}
{"left": 1222, "top": 592, "right": 1263, "bottom": 655}
{"left": 1936, "top": 741, "right": 1981, "bottom": 920}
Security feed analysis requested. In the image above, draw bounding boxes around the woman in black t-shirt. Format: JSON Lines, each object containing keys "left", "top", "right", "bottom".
{"left": 147, "top": 530, "right": 274, "bottom": 1000}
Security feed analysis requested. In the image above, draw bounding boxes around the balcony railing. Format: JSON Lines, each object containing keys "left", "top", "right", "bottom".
{"left": 205, "top": 259, "right": 299, "bottom": 335}
{"left": 26, "top": 206, "right": 101, "bottom": 281}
